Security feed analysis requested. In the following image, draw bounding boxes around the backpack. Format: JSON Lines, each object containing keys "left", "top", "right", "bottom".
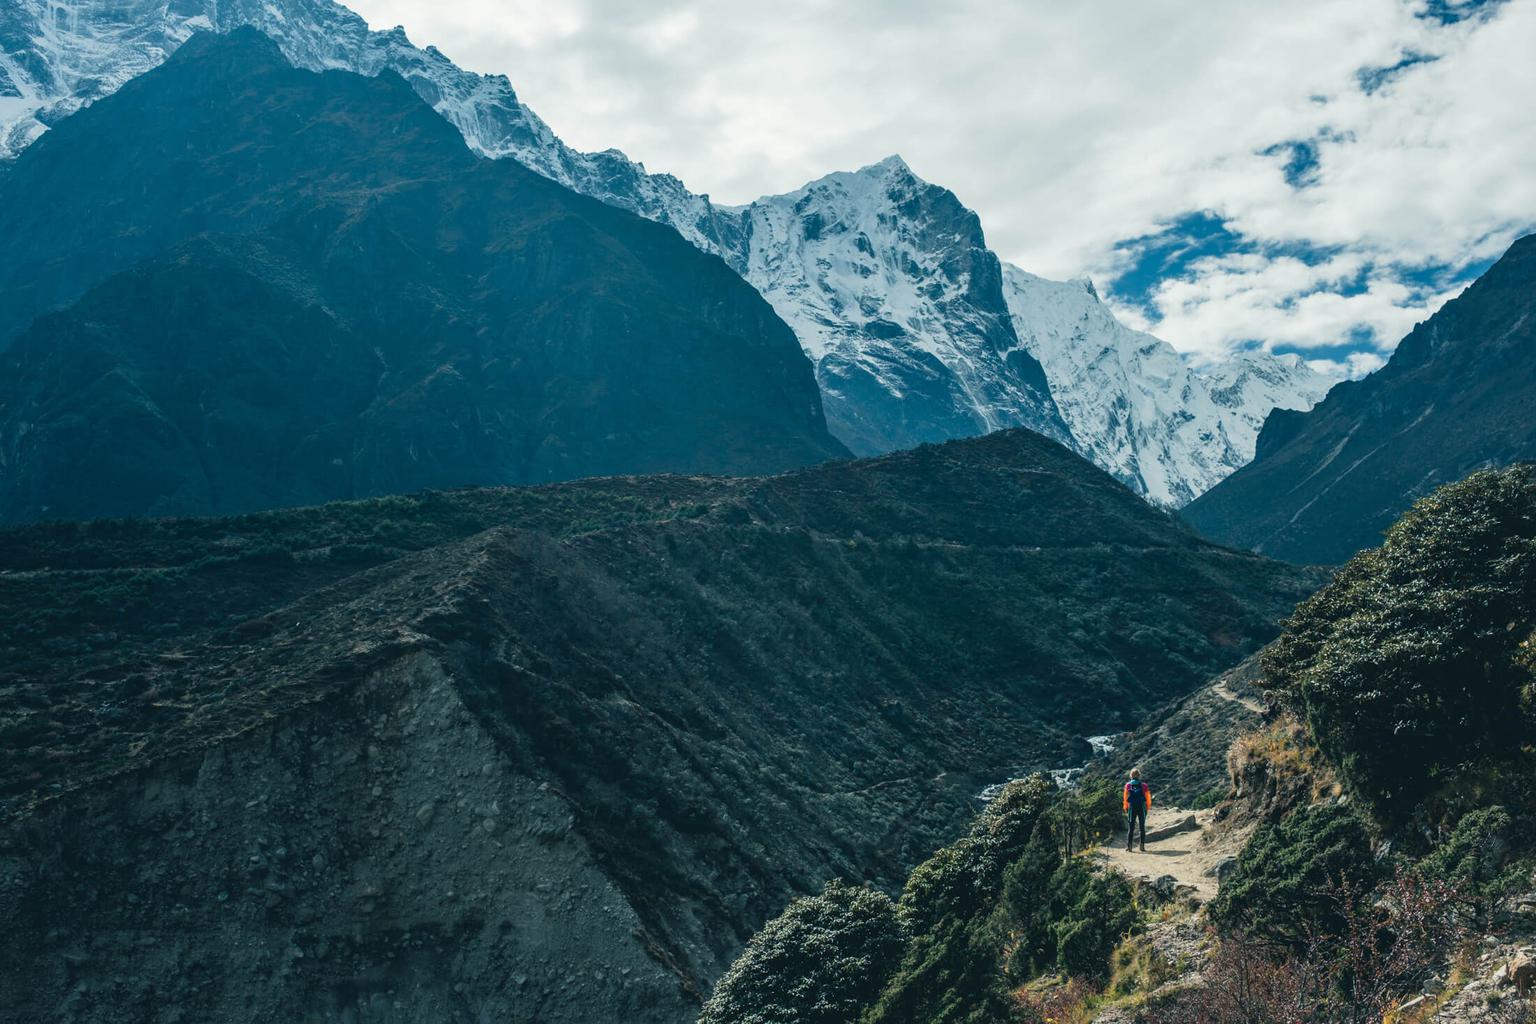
{"left": 1126, "top": 780, "right": 1146, "bottom": 810}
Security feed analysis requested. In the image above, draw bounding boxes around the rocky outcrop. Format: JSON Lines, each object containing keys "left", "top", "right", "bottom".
{"left": 723, "top": 157, "right": 1070, "bottom": 456}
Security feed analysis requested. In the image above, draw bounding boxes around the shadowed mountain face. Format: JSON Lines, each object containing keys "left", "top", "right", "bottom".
{"left": 1183, "top": 234, "right": 1536, "bottom": 564}
{"left": 0, "top": 29, "right": 845, "bottom": 522}
{"left": 0, "top": 429, "right": 1324, "bottom": 1023}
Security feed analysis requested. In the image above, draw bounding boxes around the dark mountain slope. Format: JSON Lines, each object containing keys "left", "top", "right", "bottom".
{"left": 1184, "top": 234, "right": 1536, "bottom": 563}
{"left": 0, "top": 29, "right": 844, "bottom": 521}
{"left": 0, "top": 430, "right": 1324, "bottom": 1024}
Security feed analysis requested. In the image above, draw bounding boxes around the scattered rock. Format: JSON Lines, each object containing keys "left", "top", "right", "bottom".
{"left": 1508, "top": 954, "right": 1536, "bottom": 996}
{"left": 1207, "top": 856, "right": 1238, "bottom": 882}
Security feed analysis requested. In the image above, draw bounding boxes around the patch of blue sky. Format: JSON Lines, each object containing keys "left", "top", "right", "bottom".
{"left": 1416, "top": 0, "right": 1508, "bottom": 25}
{"left": 1102, "top": 208, "right": 1518, "bottom": 364}
{"left": 1108, "top": 211, "right": 1357, "bottom": 310}
{"left": 1106, "top": 211, "right": 1248, "bottom": 312}
{"left": 1258, "top": 140, "right": 1320, "bottom": 189}
{"left": 1356, "top": 50, "right": 1439, "bottom": 94}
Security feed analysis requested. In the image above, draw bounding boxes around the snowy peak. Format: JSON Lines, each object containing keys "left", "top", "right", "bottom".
{"left": 1001, "top": 264, "right": 1337, "bottom": 506}
{"left": 729, "top": 158, "right": 1068, "bottom": 454}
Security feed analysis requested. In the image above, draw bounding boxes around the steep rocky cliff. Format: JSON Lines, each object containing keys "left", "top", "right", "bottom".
{"left": 1002, "top": 268, "right": 1336, "bottom": 507}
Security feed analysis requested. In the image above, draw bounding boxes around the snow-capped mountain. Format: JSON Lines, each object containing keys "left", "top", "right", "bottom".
{"left": 1002, "top": 266, "right": 1338, "bottom": 506}
{"left": 725, "top": 157, "right": 1068, "bottom": 454}
{"left": 1, "top": 0, "right": 1070, "bottom": 458}
{"left": 0, "top": 0, "right": 738, "bottom": 254}
{"left": 0, "top": 0, "right": 1333, "bottom": 503}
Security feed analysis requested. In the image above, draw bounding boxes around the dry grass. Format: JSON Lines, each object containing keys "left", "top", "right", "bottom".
{"left": 1226, "top": 715, "right": 1339, "bottom": 810}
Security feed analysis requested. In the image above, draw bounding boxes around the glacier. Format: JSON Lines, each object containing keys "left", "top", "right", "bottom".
{"left": 0, "top": 0, "right": 1336, "bottom": 504}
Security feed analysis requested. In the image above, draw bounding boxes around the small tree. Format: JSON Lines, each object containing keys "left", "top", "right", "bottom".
{"left": 699, "top": 880, "right": 907, "bottom": 1024}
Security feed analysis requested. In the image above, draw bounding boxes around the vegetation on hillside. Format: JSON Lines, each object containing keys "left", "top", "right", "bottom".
{"left": 1, "top": 429, "right": 1317, "bottom": 817}
{"left": 1263, "top": 465, "right": 1536, "bottom": 829}
{"left": 699, "top": 880, "right": 908, "bottom": 1024}
{"left": 704, "top": 465, "right": 1536, "bottom": 1023}
{"left": 698, "top": 776, "right": 1142, "bottom": 1024}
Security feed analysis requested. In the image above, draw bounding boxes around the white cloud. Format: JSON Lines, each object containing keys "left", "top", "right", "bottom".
{"left": 1119, "top": 250, "right": 1463, "bottom": 356}
{"left": 344, "top": 0, "right": 1535, "bottom": 364}
{"left": 1307, "top": 351, "right": 1390, "bottom": 378}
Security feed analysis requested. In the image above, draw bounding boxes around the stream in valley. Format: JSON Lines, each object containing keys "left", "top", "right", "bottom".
{"left": 976, "top": 733, "right": 1123, "bottom": 801}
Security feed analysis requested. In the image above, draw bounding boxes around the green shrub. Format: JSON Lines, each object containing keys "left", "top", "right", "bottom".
{"left": 864, "top": 917, "right": 1014, "bottom": 1024}
{"left": 1050, "top": 777, "right": 1124, "bottom": 853}
{"left": 1191, "top": 784, "right": 1228, "bottom": 810}
{"left": 1413, "top": 805, "right": 1532, "bottom": 919}
{"left": 1418, "top": 806, "right": 1514, "bottom": 888}
{"left": 1264, "top": 466, "right": 1536, "bottom": 827}
{"left": 901, "top": 775, "right": 1055, "bottom": 933}
{"left": 1209, "top": 802, "right": 1380, "bottom": 945}
{"left": 900, "top": 836, "right": 996, "bottom": 934}
{"left": 998, "top": 827, "right": 1067, "bottom": 979}
{"left": 1048, "top": 860, "right": 1136, "bottom": 977}
{"left": 698, "top": 880, "right": 907, "bottom": 1024}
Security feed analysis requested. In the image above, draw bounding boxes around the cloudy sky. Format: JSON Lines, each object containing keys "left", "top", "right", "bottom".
{"left": 346, "top": 0, "right": 1534, "bottom": 374}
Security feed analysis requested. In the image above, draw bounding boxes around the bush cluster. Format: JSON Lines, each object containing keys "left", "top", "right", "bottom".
{"left": 702, "top": 776, "right": 1144, "bottom": 1024}
{"left": 1264, "top": 466, "right": 1536, "bottom": 827}
{"left": 1209, "top": 802, "right": 1379, "bottom": 946}
{"left": 698, "top": 880, "right": 907, "bottom": 1024}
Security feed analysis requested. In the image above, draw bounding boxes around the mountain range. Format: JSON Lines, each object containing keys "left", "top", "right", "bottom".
{"left": 1185, "top": 232, "right": 1536, "bottom": 564}
{"left": 0, "top": 0, "right": 1335, "bottom": 507}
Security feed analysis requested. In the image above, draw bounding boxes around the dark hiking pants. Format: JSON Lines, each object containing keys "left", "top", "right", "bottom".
{"left": 1127, "top": 805, "right": 1147, "bottom": 848}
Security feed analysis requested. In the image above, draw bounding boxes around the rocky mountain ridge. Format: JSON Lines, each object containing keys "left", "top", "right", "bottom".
{"left": 1002, "top": 267, "right": 1335, "bottom": 507}
{"left": 0, "top": 29, "right": 845, "bottom": 521}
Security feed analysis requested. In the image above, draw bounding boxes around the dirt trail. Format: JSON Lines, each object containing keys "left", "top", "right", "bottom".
{"left": 1212, "top": 680, "right": 1266, "bottom": 715}
{"left": 1094, "top": 807, "right": 1251, "bottom": 903}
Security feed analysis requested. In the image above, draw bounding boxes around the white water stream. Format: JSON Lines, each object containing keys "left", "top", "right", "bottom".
{"left": 976, "top": 732, "right": 1125, "bottom": 802}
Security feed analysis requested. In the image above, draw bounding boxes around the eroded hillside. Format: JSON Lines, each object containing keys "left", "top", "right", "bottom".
{"left": 0, "top": 430, "right": 1321, "bottom": 1023}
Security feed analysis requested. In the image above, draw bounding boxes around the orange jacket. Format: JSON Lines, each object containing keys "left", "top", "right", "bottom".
{"left": 1123, "top": 780, "right": 1151, "bottom": 812}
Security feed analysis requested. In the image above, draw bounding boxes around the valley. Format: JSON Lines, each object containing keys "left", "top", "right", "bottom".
{"left": 0, "top": 429, "right": 1322, "bottom": 1022}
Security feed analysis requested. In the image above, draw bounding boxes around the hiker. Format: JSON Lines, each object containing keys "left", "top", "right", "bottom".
{"left": 1124, "top": 768, "right": 1151, "bottom": 851}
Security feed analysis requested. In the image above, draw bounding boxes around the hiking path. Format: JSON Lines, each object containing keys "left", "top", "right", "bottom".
{"left": 1093, "top": 807, "right": 1251, "bottom": 903}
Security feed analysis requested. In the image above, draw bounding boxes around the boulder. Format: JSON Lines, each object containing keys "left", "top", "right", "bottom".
{"left": 1207, "top": 856, "right": 1239, "bottom": 882}
{"left": 1143, "top": 815, "right": 1199, "bottom": 843}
